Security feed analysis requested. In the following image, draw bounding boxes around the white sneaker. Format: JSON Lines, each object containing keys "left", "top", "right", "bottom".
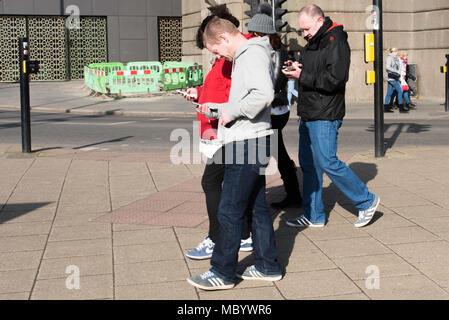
{"left": 355, "top": 195, "right": 380, "bottom": 228}
{"left": 239, "top": 237, "right": 253, "bottom": 252}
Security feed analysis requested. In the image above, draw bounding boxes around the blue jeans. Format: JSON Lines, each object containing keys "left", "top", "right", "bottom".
{"left": 287, "top": 79, "right": 298, "bottom": 106}
{"left": 298, "top": 120, "right": 375, "bottom": 223}
{"left": 385, "top": 80, "right": 403, "bottom": 105}
{"left": 391, "top": 90, "right": 411, "bottom": 104}
{"left": 210, "top": 137, "right": 281, "bottom": 282}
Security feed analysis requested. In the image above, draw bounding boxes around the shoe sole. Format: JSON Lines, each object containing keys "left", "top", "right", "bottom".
{"left": 354, "top": 197, "right": 380, "bottom": 228}
{"left": 239, "top": 247, "right": 253, "bottom": 252}
{"left": 285, "top": 221, "right": 325, "bottom": 228}
{"left": 236, "top": 273, "right": 282, "bottom": 281}
{"left": 185, "top": 253, "right": 212, "bottom": 260}
{"left": 186, "top": 278, "right": 235, "bottom": 291}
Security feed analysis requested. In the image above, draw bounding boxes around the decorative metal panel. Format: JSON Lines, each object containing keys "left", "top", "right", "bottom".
{"left": 69, "top": 17, "right": 108, "bottom": 80}
{"left": 158, "top": 17, "right": 182, "bottom": 63}
{"left": 28, "top": 16, "right": 69, "bottom": 81}
{"left": 0, "top": 16, "right": 27, "bottom": 82}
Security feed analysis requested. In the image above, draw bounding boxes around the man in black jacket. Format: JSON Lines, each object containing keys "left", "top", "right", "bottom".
{"left": 282, "top": 4, "right": 380, "bottom": 228}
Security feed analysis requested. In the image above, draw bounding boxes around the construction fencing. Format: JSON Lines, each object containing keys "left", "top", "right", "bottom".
{"left": 84, "top": 61, "right": 203, "bottom": 95}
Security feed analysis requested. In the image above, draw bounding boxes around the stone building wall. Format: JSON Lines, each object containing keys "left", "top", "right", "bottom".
{"left": 182, "top": 0, "right": 449, "bottom": 102}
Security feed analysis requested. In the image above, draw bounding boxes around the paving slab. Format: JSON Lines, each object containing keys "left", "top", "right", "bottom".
{"left": 113, "top": 228, "right": 177, "bottom": 246}
{"left": 0, "top": 292, "right": 30, "bottom": 300}
{"left": 355, "top": 274, "right": 449, "bottom": 300}
{"left": 43, "top": 238, "right": 112, "bottom": 259}
{"left": 333, "top": 254, "right": 420, "bottom": 281}
{"left": 48, "top": 224, "right": 112, "bottom": 242}
{"left": 0, "top": 269, "right": 37, "bottom": 294}
{"left": 0, "top": 235, "right": 48, "bottom": 253}
{"left": 392, "top": 205, "right": 449, "bottom": 219}
{"left": 31, "top": 274, "right": 113, "bottom": 300}
{"left": 366, "top": 226, "right": 440, "bottom": 245}
{"left": 114, "top": 260, "right": 190, "bottom": 286}
{"left": 199, "top": 286, "right": 284, "bottom": 300}
{"left": 315, "top": 237, "right": 392, "bottom": 259}
{"left": 275, "top": 269, "right": 362, "bottom": 299}
{"left": 37, "top": 255, "right": 113, "bottom": 280}
{"left": 0, "top": 222, "right": 52, "bottom": 237}
{"left": 0, "top": 250, "right": 43, "bottom": 271}
{"left": 115, "top": 281, "right": 198, "bottom": 300}
{"left": 114, "top": 242, "right": 183, "bottom": 264}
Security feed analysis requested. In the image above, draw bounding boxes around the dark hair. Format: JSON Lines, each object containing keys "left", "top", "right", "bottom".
{"left": 251, "top": 32, "right": 283, "bottom": 50}
{"left": 196, "top": 5, "right": 240, "bottom": 49}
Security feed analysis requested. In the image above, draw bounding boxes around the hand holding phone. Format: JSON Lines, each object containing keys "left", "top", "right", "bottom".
{"left": 176, "top": 90, "right": 196, "bottom": 98}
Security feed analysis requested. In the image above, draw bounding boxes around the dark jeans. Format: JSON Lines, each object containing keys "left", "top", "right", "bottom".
{"left": 271, "top": 112, "right": 301, "bottom": 199}
{"left": 201, "top": 156, "right": 251, "bottom": 243}
{"left": 210, "top": 137, "right": 281, "bottom": 282}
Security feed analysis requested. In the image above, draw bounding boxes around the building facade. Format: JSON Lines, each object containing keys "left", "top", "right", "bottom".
{"left": 182, "top": 0, "right": 449, "bottom": 102}
{"left": 0, "top": 0, "right": 182, "bottom": 81}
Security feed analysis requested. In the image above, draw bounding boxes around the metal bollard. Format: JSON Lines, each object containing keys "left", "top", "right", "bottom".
{"left": 19, "top": 37, "right": 40, "bottom": 153}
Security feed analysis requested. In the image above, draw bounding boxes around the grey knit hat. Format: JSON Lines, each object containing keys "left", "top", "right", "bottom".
{"left": 248, "top": 13, "right": 276, "bottom": 35}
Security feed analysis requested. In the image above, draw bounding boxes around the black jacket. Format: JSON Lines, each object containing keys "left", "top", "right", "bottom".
{"left": 297, "top": 17, "right": 350, "bottom": 121}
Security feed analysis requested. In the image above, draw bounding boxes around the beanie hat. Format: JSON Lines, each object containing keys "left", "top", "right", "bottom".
{"left": 248, "top": 13, "right": 276, "bottom": 34}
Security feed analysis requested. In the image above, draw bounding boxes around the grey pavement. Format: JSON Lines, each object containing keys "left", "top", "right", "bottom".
{"left": 1, "top": 142, "right": 449, "bottom": 300}
{"left": 1, "top": 80, "right": 449, "bottom": 120}
{"left": 1, "top": 80, "right": 449, "bottom": 300}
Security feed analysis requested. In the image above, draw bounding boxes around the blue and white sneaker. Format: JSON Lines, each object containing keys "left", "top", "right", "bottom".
{"left": 185, "top": 237, "right": 215, "bottom": 260}
{"left": 187, "top": 270, "right": 235, "bottom": 291}
{"left": 239, "top": 237, "right": 253, "bottom": 252}
{"left": 236, "top": 265, "right": 282, "bottom": 282}
{"left": 355, "top": 195, "right": 380, "bottom": 228}
{"left": 286, "top": 215, "right": 325, "bottom": 228}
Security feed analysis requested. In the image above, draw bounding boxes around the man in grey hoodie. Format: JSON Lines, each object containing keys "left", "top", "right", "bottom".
{"left": 187, "top": 16, "right": 282, "bottom": 291}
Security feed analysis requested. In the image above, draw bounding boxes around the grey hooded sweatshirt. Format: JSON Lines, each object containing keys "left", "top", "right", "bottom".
{"left": 385, "top": 53, "right": 401, "bottom": 82}
{"left": 204, "top": 36, "right": 275, "bottom": 144}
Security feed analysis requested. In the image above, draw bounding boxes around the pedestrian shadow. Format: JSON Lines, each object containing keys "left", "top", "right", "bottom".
{"left": 236, "top": 161, "right": 382, "bottom": 277}
{"left": 366, "top": 122, "right": 431, "bottom": 151}
{"left": 73, "top": 136, "right": 134, "bottom": 150}
{"left": 0, "top": 202, "right": 53, "bottom": 224}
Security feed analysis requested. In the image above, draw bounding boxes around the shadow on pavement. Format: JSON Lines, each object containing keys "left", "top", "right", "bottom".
{"left": 366, "top": 122, "right": 432, "bottom": 151}
{"left": 0, "top": 202, "right": 53, "bottom": 224}
{"left": 73, "top": 136, "right": 134, "bottom": 150}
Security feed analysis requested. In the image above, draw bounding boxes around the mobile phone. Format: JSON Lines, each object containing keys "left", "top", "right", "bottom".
{"left": 176, "top": 90, "right": 196, "bottom": 98}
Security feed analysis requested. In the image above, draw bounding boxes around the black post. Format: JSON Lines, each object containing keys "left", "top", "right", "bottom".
{"left": 445, "top": 54, "right": 449, "bottom": 112}
{"left": 19, "top": 37, "right": 31, "bottom": 153}
{"left": 373, "top": 0, "right": 384, "bottom": 157}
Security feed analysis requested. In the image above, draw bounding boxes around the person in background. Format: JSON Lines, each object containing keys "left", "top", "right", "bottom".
{"left": 287, "top": 50, "right": 299, "bottom": 107}
{"left": 384, "top": 47, "right": 408, "bottom": 113}
{"left": 399, "top": 51, "right": 416, "bottom": 110}
{"left": 247, "top": 2, "right": 302, "bottom": 209}
{"left": 181, "top": 5, "right": 253, "bottom": 261}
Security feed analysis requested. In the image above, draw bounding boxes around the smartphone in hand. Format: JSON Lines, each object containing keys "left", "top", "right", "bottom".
{"left": 176, "top": 90, "right": 196, "bottom": 98}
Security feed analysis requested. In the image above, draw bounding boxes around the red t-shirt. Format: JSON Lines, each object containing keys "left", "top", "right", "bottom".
{"left": 196, "top": 58, "right": 232, "bottom": 139}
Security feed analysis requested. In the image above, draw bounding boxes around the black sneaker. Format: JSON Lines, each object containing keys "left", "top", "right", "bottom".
{"left": 384, "top": 105, "right": 394, "bottom": 113}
